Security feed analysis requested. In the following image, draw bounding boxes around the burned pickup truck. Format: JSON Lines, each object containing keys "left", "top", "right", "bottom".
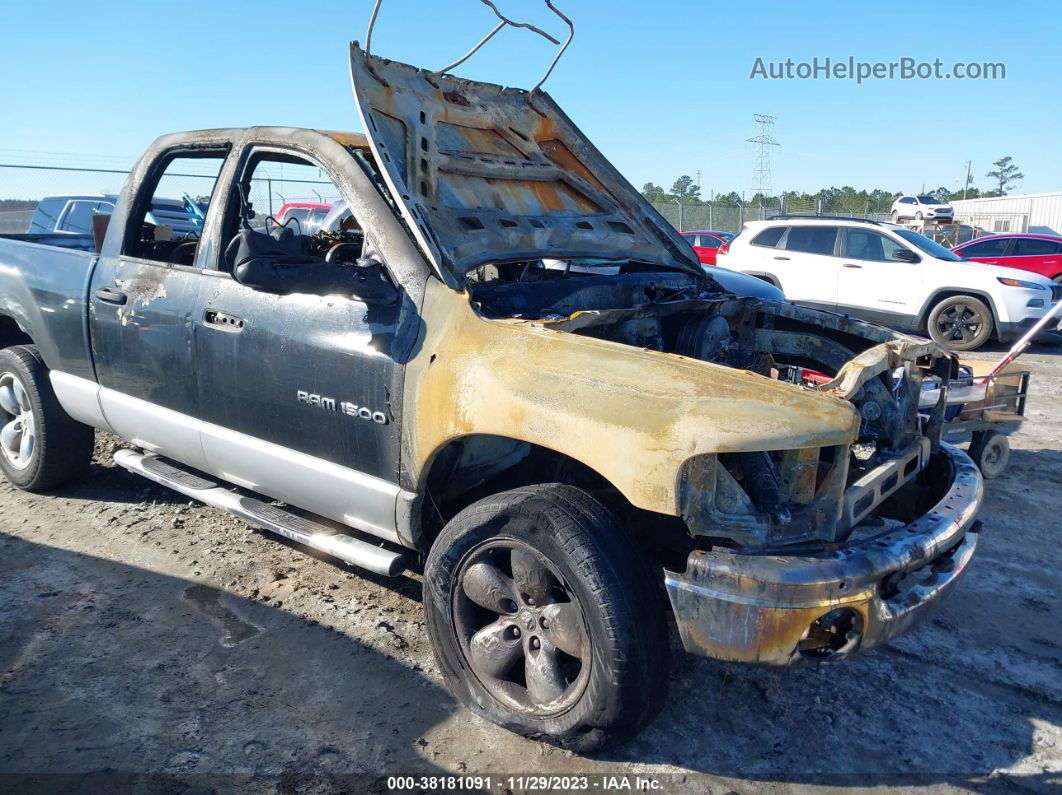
{"left": 0, "top": 44, "right": 982, "bottom": 751}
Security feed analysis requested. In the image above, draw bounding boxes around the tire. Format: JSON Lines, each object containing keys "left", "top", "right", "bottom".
{"left": 1052, "top": 274, "right": 1062, "bottom": 284}
{"left": 424, "top": 484, "right": 669, "bottom": 752}
{"left": 969, "top": 431, "right": 1009, "bottom": 479}
{"left": 927, "top": 295, "right": 994, "bottom": 351}
{"left": 0, "top": 345, "right": 93, "bottom": 491}
{"left": 916, "top": 211, "right": 924, "bottom": 221}
{"left": 891, "top": 211, "right": 899, "bottom": 223}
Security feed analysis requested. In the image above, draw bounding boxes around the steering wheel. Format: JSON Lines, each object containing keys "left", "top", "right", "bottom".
{"left": 168, "top": 240, "right": 199, "bottom": 266}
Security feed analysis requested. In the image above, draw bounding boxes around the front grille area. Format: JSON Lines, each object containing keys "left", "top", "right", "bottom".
{"left": 1050, "top": 284, "right": 1062, "bottom": 304}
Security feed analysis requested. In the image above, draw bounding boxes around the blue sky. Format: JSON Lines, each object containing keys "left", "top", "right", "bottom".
{"left": 1, "top": 0, "right": 1059, "bottom": 199}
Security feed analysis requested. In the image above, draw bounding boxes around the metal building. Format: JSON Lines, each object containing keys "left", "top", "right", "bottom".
{"left": 950, "top": 192, "right": 1062, "bottom": 236}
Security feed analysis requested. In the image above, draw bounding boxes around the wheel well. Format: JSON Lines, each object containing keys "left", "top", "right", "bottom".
{"left": 918, "top": 289, "right": 1000, "bottom": 337}
{"left": 0, "top": 315, "right": 33, "bottom": 350}
{"left": 412, "top": 435, "right": 689, "bottom": 558}
{"left": 743, "top": 271, "right": 779, "bottom": 287}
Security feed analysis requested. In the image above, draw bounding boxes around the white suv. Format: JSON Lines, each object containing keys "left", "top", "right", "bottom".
{"left": 891, "top": 194, "right": 954, "bottom": 223}
{"left": 716, "top": 217, "right": 1060, "bottom": 351}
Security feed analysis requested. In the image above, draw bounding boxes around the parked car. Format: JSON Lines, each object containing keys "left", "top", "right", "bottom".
{"left": 28, "top": 194, "right": 201, "bottom": 238}
{"left": 0, "top": 46, "right": 984, "bottom": 751}
{"left": 679, "top": 230, "right": 727, "bottom": 265}
{"left": 953, "top": 234, "right": 1062, "bottom": 283}
{"left": 717, "top": 216, "right": 1060, "bottom": 350}
{"left": 891, "top": 194, "right": 954, "bottom": 223}
{"left": 274, "top": 202, "right": 333, "bottom": 233}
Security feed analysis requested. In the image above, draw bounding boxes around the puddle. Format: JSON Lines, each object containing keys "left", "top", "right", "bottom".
{"left": 182, "top": 585, "right": 261, "bottom": 647}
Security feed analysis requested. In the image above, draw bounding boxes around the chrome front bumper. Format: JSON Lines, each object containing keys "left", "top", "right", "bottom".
{"left": 665, "top": 443, "right": 983, "bottom": 666}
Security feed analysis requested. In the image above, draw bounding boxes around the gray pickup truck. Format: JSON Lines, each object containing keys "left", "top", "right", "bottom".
{"left": 0, "top": 44, "right": 983, "bottom": 751}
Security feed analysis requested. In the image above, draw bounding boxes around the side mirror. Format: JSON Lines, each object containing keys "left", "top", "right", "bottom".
{"left": 892, "top": 248, "right": 919, "bottom": 263}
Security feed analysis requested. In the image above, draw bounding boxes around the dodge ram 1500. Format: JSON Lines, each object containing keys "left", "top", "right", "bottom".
{"left": 0, "top": 42, "right": 982, "bottom": 751}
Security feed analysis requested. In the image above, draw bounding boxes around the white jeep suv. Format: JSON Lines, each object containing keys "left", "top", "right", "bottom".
{"left": 891, "top": 194, "right": 954, "bottom": 223}
{"left": 716, "top": 217, "right": 1060, "bottom": 351}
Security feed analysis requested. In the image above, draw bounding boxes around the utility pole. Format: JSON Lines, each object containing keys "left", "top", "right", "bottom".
{"left": 962, "top": 160, "right": 972, "bottom": 200}
{"left": 747, "top": 113, "right": 781, "bottom": 215}
{"left": 696, "top": 169, "right": 702, "bottom": 191}
{"left": 747, "top": 114, "right": 779, "bottom": 216}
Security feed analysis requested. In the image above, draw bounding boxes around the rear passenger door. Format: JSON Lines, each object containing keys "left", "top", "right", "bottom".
{"left": 772, "top": 225, "right": 841, "bottom": 310}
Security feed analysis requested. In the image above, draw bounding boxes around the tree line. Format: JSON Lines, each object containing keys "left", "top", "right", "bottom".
{"left": 641, "top": 156, "right": 1025, "bottom": 212}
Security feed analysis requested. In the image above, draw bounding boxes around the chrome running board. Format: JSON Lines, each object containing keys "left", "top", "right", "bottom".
{"left": 113, "top": 449, "right": 408, "bottom": 577}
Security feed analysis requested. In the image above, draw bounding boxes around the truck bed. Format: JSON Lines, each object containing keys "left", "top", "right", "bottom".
{"left": 0, "top": 232, "right": 95, "bottom": 252}
{"left": 0, "top": 234, "right": 99, "bottom": 380}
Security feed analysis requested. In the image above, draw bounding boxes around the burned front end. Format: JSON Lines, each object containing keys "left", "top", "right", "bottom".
{"left": 470, "top": 271, "right": 984, "bottom": 665}
{"left": 660, "top": 301, "right": 984, "bottom": 665}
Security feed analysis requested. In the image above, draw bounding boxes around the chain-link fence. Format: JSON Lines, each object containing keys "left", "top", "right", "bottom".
{"left": 650, "top": 198, "right": 891, "bottom": 234}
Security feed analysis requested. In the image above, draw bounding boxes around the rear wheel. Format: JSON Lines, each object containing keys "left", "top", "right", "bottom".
{"left": 927, "top": 295, "right": 994, "bottom": 351}
{"left": 0, "top": 345, "right": 93, "bottom": 491}
{"left": 916, "top": 211, "right": 924, "bottom": 221}
{"left": 969, "top": 431, "right": 1009, "bottom": 479}
{"left": 424, "top": 484, "right": 669, "bottom": 752}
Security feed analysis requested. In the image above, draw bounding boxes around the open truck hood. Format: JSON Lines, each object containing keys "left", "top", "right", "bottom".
{"left": 349, "top": 43, "right": 701, "bottom": 287}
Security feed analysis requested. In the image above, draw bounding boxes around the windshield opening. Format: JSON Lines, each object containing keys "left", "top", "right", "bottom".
{"left": 916, "top": 195, "right": 942, "bottom": 204}
{"left": 894, "top": 228, "right": 963, "bottom": 261}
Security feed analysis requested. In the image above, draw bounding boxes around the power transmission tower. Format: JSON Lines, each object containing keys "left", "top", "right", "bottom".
{"left": 747, "top": 114, "right": 779, "bottom": 202}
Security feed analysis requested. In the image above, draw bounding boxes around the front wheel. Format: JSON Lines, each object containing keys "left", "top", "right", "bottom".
{"left": 916, "top": 211, "right": 924, "bottom": 221}
{"left": 927, "top": 295, "right": 994, "bottom": 351}
{"left": 0, "top": 345, "right": 94, "bottom": 491}
{"left": 424, "top": 484, "right": 669, "bottom": 752}
{"left": 1052, "top": 274, "right": 1062, "bottom": 284}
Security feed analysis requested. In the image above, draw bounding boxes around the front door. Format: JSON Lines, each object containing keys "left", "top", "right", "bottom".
{"left": 836, "top": 227, "right": 921, "bottom": 326}
{"left": 193, "top": 146, "right": 408, "bottom": 542}
{"left": 89, "top": 148, "right": 229, "bottom": 469}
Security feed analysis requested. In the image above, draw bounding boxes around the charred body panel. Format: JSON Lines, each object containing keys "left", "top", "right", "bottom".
{"left": 666, "top": 444, "right": 983, "bottom": 664}
{"left": 348, "top": 44, "right": 700, "bottom": 286}
{"left": 406, "top": 278, "right": 870, "bottom": 525}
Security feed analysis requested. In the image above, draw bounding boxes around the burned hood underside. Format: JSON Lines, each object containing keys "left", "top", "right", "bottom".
{"left": 348, "top": 44, "right": 701, "bottom": 286}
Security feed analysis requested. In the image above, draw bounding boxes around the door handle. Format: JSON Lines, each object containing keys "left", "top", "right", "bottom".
{"left": 94, "top": 287, "right": 128, "bottom": 305}
{"left": 204, "top": 309, "right": 245, "bottom": 331}
{"left": 843, "top": 263, "right": 863, "bottom": 269}
{"left": 773, "top": 256, "right": 790, "bottom": 261}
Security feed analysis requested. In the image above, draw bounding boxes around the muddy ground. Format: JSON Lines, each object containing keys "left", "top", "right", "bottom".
{"left": 1, "top": 343, "right": 1060, "bottom": 793}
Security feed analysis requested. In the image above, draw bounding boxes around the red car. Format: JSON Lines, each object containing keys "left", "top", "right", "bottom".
{"left": 953, "top": 234, "right": 1062, "bottom": 283}
{"left": 680, "top": 230, "right": 728, "bottom": 265}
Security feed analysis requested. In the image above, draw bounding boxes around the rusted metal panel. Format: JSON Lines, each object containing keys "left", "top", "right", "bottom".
{"left": 403, "top": 280, "right": 861, "bottom": 516}
{"left": 665, "top": 444, "right": 983, "bottom": 665}
{"left": 348, "top": 43, "right": 700, "bottom": 285}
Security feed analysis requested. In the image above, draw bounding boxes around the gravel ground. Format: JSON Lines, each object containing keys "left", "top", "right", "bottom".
{"left": 1, "top": 343, "right": 1059, "bottom": 793}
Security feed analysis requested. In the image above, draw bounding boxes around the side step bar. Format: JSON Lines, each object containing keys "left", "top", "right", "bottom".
{"left": 113, "top": 449, "right": 409, "bottom": 577}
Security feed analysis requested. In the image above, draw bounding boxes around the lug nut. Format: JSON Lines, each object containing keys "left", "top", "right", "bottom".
{"left": 529, "top": 637, "right": 540, "bottom": 650}
{"left": 539, "top": 616, "right": 550, "bottom": 629}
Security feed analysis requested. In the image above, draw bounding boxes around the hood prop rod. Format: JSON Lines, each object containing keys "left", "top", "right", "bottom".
{"left": 365, "top": 0, "right": 573, "bottom": 92}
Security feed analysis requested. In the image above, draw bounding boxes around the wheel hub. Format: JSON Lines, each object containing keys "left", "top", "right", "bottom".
{"left": 0, "top": 371, "right": 35, "bottom": 470}
{"left": 452, "top": 540, "right": 591, "bottom": 717}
